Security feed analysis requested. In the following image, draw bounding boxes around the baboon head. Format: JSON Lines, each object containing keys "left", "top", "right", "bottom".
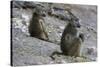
{"left": 69, "top": 18, "right": 81, "bottom": 28}
{"left": 34, "top": 6, "right": 46, "bottom": 17}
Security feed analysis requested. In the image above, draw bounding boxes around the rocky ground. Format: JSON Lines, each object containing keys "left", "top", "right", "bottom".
{"left": 11, "top": 1, "right": 97, "bottom": 66}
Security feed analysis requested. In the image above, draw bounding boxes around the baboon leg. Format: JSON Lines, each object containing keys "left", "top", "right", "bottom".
{"left": 67, "top": 38, "right": 81, "bottom": 57}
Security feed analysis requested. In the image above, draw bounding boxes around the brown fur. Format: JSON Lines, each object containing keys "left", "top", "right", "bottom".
{"left": 60, "top": 20, "right": 83, "bottom": 57}
{"left": 28, "top": 11, "right": 48, "bottom": 40}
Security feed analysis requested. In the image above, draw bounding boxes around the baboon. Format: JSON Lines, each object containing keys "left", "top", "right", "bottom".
{"left": 28, "top": 8, "right": 49, "bottom": 40}
{"left": 50, "top": 19, "right": 84, "bottom": 60}
{"left": 60, "top": 19, "right": 84, "bottom": 57}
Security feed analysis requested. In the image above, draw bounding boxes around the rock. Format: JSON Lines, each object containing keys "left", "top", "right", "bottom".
{"left": 11, "top": 1, "right": 97, "bottom": 66}
{"left": 59, "top": 26, "right": 65, "bottom": 30}
{"left": 12, "top": 33, "right": 61, "bottom": 56}
{"left": 12, "top": 8, "right": 22, "bottom": 18}
{"left": 12, "top": 1, "right": 24, "bottom": 8}
{"left": 13, "top": 55, "right": 52, "bottom": 66}
{"left": 12, "top": 1, "right": 36, "bottom": 9}
{"left": 86, "top": 47, "right": 96, "bottom": 55}
{"left": 49, "top": 55, "right": 91, "bottom": 64}
{"left": 12, "top": 27, "right": 61, "bottom": 65}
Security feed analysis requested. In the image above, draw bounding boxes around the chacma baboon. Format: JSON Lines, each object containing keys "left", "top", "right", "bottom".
{"left": 50, "top": 19, "right": 84, "bottom": 60}
{"left": 60, "top": 19, "right": 84, "bottom": 57}
{"left": 28, "top": 8, "right": 49, "bottom": 40}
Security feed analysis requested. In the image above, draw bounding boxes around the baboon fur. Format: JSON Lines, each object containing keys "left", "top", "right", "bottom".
{"left": 28, "top": 9, "right": 48, "bottom": 40}
{"left": 60, "top": 20, "right": 84, "bottom": 57}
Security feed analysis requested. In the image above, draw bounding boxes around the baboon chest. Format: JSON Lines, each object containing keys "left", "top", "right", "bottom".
{"left": 31, "top": 18, "right": 44, "bottom": 33}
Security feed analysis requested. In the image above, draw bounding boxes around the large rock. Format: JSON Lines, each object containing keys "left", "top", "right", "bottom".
{"left": 12, "top": 28, "right": 61, "bottom": 66}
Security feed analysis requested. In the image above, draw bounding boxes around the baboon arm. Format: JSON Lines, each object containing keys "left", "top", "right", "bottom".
{"left": 39, "top": 19, "right": 49, "bottom": 39}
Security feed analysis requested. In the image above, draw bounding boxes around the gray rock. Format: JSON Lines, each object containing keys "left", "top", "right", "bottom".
{"left": 11, "top": 1, "right": 97, "bottom": 66}
{"left": 12, "top": 28, "right": 61, "bottom": 66}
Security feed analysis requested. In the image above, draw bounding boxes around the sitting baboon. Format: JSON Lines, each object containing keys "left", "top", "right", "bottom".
{"left": 60, "top": 19, "right": 84, "bottom": 57}
{"left": 50, "top": 19, "right": 84, "bottom": 60}
{"left": 28, "top": 8, "right": 49, "bottom": 40}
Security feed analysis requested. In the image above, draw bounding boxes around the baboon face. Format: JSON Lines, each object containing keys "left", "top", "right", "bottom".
{"left": 73, "top": 19, "right": 81, "bottom": 28}
{"left": 71, "top": 17, "right": 81, "bottom": 28}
